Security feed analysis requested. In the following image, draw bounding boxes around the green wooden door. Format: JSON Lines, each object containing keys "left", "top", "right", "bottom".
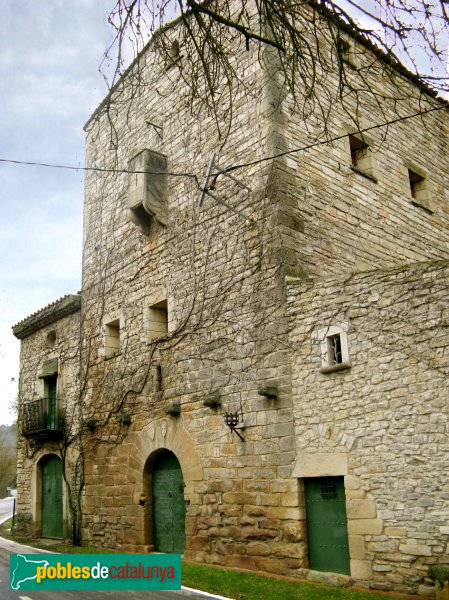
{"left": 41, "top": 455, "right": 63, "bottom": 538}
{"left": 152, "top": 452, "right": 186, "bottom": 553}
{"left": 304, "top": 476, "right": 350, "bottom": 574}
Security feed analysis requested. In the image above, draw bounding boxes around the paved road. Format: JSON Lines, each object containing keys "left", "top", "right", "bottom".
{"left": 0, "top": 498, "right": 15, "bottom": 525}
{"left": 0, "top": 537, "right": 228, "bottom": 600}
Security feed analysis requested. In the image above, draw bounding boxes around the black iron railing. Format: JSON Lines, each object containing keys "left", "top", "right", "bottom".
{"left": 22, "top": 397, "right": 63, "bottom": 438}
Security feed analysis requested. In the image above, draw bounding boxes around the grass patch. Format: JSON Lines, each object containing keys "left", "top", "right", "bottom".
{"left": 0, "top": 528, "right": 118, "bottom": 554}
{"left": 0, "top": 517, "right": 12, "bottom": 536}
{"left": 182, "top": 562, "right": 414, "bottom": 600}
{"left": 28, "top": 543, "right": 119, "bottom": 554}
{"left": 0, "top": 532, "right": 417, "bottom": 599}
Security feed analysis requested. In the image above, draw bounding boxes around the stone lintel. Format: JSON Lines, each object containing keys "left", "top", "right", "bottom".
{"left": 292, "top": 452, "right": 348, "bottom": 478}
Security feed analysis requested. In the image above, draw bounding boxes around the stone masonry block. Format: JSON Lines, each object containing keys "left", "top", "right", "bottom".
{"left": 349, "top": 534, "right": 366, "bottom": 560}
{"left": 399, "top": 544, "right": 432, "bottom": 556}
{"left": 348, "top": 519, "right": 383, "bottom": 535}
{"left": 293, "top": 453, "right": 348, "bottom": 477}
{"left": 346, "top": 498, "right": 376, "bottom": 519}
{"left": 351, "top": 559, "right": 373, "bottom": 581}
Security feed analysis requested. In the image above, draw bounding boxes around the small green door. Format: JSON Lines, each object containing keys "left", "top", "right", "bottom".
{"left": 41, "top": 455, "right": 63, "bottom": 538}
{"left": 152, "top": 452, "right": 186, "bottom": 553}
{"left": 304, "top": 476, "right": 350, "bottom": 574}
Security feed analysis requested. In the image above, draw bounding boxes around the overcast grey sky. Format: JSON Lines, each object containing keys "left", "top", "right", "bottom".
{"left": 0, "top": 0, "right": 114, "bottom": 424}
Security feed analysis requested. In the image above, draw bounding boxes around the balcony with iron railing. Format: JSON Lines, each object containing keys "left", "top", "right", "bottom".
{"left": 21, "top": 397, "right": 64, "bottom": 439}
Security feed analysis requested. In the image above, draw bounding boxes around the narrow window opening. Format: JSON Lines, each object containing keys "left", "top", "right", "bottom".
{"left": 406, "top": 167, "right": 433, "bottom": 212}
{"left": 348, "top": 134, "right": 377, "bottom": 182}
{"left": 156, "top": 364, "right": 163, "bottom": 392}
{"left": 338, "top": 39, "right": 355, "bottom": 66}
{"left": 105, "top": 318, "right": 120, "bottom": 358}
{"left": 147, "top": 299, "right": 168, "bottom": 341}
{"left": 327, "top": 334, "right": 343, "bottom": 365}
{"left": 348, "top": 135, "right": 366, "bottom": 168}
{"left": 317, "top": 325, "right": 351, "bottom": 373}
{"left": 44, "top": 375, "right": 58, "bottom": 430}
{"left": 408, "top": 169, "right": 424, "bottom": 199}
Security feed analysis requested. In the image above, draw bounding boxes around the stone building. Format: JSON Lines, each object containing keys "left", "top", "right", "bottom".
{"left": 13, "top": 2, "right": 449, "bottom": 595}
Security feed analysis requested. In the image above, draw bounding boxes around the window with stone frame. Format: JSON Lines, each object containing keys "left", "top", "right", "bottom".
{"left": 407, "top": 167, "right": 433, "bottom": 212}
{"left": 147, "top": 299, "right": 168, "bottom": 341}
{"left": 337, "top": 38, "right": 356, "bottom": 68}
{"left": 104, "top": 318, "right": 121, "bottom": 358}
{"left": 348, "top": 134, "right": 377, "bottom": 182}
{"left": 316, "top": 324, "right": 351, "bottom": 373}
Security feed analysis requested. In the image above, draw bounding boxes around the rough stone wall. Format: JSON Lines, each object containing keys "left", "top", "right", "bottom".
{"left": 80, "top": 25, "right": 301, "bottom": 572}
{"left": 287, "top": 260, "right": 449, "bottom": 595}
{"left": 76, "top": 2, "right": 449, "bottom": 586}
{"left": 274, "top": 30, "right": 449, "bottom": 278}
{"left": 11, "top": 0, "right": 449, "bottom": 589}
{"left": 15, "top": 307, "right": 80, "bottom": 537}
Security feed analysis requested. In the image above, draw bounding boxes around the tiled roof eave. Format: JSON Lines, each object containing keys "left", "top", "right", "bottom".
{"left": 12, "top": 294, "right": 81, "bottom": 340}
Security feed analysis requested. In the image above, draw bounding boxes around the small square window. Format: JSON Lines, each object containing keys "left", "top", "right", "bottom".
{"left": 321, "top": 480, "right": 337, "bottom": 499}
{"left": 147, "top": 299, "right": 168, "bottom": 341}
{"left": 105, "top": 318, "right": 120, "bottom": 358}
{"left": 337, "top": 39, "right": 356, "bottom": 68}
{"left": 349, "top": 135, "right": 366, "bottom": 167}
{"left": 408, "top": 169, "right": 424, "bottom": 199}
{"left": 348, "top": 135, "right": 377, "bottom": 182}
{"left": 327, "top": 334, "right": 343, "bottom": 365}
{"left": 316, "top": 324, "right": 351, "bottom": 373}
{"left": 407, "top": 168, "right": 433, "bottom": 212}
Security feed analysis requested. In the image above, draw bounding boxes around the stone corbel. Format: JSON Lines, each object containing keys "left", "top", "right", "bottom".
{"left": 128, "top": 149, "right": 168, "bottom": 234}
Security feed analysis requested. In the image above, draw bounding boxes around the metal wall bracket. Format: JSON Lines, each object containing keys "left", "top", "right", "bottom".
{"left": 224, "top": 412, "right": 245, "bottom": 441}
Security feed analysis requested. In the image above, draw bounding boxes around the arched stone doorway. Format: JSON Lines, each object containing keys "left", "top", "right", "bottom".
{"left": 143, "top": 449, "right": 186, "bottom": 553}
{"left": 39, "top": 454, "right": 63, "bottom": 539}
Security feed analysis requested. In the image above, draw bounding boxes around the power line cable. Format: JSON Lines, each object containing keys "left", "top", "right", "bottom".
{"left": 0, "top": 103, "right": 447, "bottom": 179}
{"left": 224, "top": 103, "right": 448, "bottom": 173}
{"left": 0, "top": 157, "right": 198, "bottom": 181}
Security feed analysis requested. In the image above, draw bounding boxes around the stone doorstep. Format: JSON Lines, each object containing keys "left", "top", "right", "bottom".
{"left": 182, "top": 560, "right": 429, "bottom": 599}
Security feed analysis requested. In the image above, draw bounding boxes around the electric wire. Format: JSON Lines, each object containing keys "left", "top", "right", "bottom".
{"left": 0, "top": 158, "right": 197, "bottom": 181}
{"left": 224, "top": 104, "right": 448, "bottom": 174}
{"left": 0, "top": 103, "right": 447, "bottom": 181}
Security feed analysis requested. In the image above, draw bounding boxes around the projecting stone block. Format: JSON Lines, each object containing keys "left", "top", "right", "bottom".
{"left": 128, "top": 149, "right": 168, "bottom": 232}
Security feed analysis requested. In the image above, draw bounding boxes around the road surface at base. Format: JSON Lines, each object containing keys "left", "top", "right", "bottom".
{"left": 0, "top": 497, "right": 15, "bottom": 524}
{"left": 0, "top": 537, "right": 231, "bottom": 600}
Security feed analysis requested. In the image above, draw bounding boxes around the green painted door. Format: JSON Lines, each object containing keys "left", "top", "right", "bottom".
{"left": 152, "top": 452, "right": 186, "bottom": 553}
{"left": 304, "top": 476, "right": 350, "bottom": 574}
{"left": 41, "top": 455, "right": 63, "bottom": 538}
